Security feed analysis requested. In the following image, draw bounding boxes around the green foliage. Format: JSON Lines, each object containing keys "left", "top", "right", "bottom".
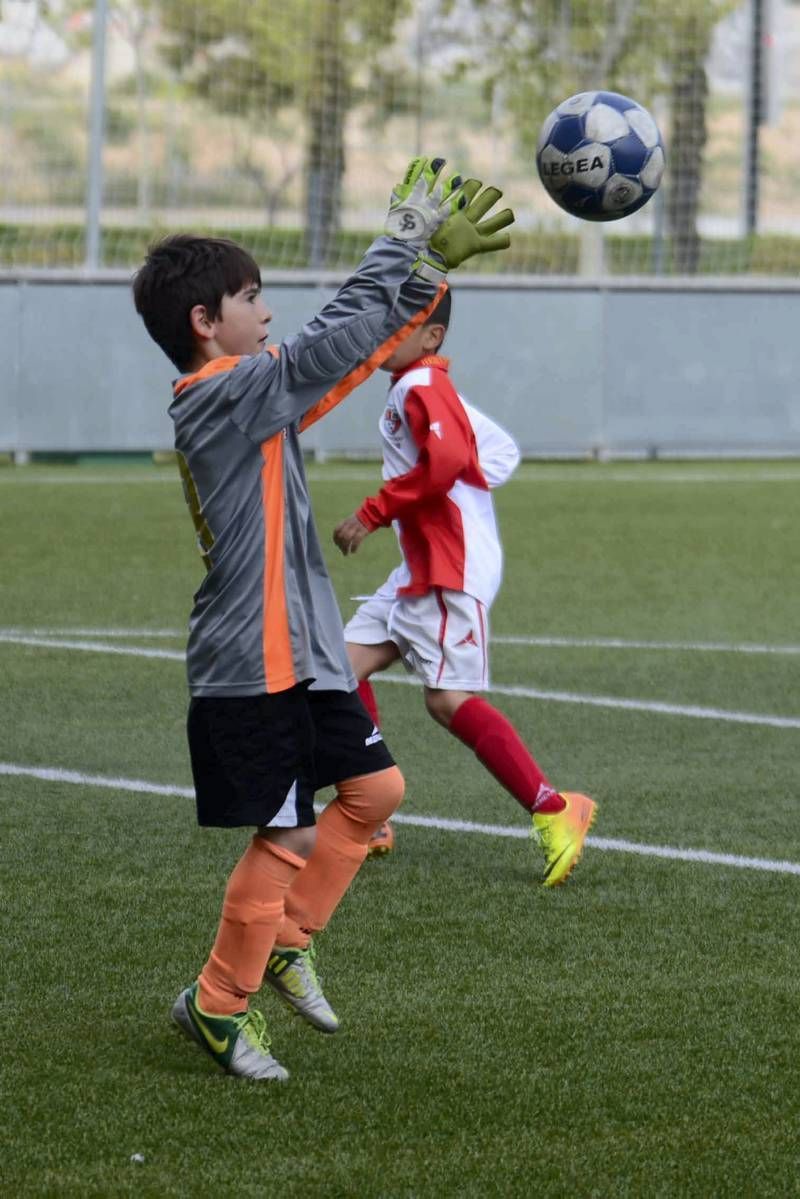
{"left": 151, "top": 0, "right": 416, "bottom": 256}
{"left": 5, "top": 222, "right": 800, "bottom": 276}
{"left": 104, "top": 103, "right": 138, "bottom": 145}
{"left": 435, "top": 0, "right": 735, "bottom": 151}
{"left": 155, "top": 0, "right": 411, "bottom": 117}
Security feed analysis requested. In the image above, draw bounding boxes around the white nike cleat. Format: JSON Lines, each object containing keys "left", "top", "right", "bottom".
{"left": 171, "top": 982, "right": 289, "bottom": 1080}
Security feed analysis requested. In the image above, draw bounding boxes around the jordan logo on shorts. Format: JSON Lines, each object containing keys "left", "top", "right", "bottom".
{"left": 456, "top": 630, "right": 479, "bottom": 648}
{"left": 365, "top": 725, "right": 383, "bottom": 747}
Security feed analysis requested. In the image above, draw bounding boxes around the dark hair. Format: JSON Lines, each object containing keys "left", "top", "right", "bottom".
{"left": 424, "top": 285, "right": 452, "bottom": 331}
{"left": 132, "top": 234, "right": 261, "bottom": 371}
{"left": 423, "top": 286, "right": 451, "bottom": 352}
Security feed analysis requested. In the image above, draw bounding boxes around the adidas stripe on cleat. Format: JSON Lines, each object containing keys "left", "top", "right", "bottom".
{"left": 531, "top": 791, "right": 597, "bottom": 887}
{"left": 265, "top": 942, "right": 339, "bottom": 1033}
{"left": 171, "top": 981, "right": 288, "bottom": 1081}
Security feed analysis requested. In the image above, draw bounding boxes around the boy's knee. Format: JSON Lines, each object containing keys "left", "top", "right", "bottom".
{"left": 338, "top": 765, "right": 404, "bottom": 824}
{"left": 424, "top": 688, "right": 459, "bottom": 727}
{"left": 257, "top": 825, "right": 316, "bottom": 860}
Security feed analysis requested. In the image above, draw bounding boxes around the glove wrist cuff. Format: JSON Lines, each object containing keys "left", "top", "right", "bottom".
{"left": 413, "top": 256, "right": 448, "bottom": 285}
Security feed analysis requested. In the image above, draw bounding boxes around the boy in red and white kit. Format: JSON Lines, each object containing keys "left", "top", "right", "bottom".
{"left": 333, "top": 289, "right": 596, "bottom": 885}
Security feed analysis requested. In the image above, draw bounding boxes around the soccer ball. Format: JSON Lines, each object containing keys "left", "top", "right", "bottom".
{"left": 536, "top": 91, "right": 665, "bottom": 222}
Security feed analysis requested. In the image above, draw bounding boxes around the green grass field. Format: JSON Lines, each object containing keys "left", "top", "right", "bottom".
{"left": 2, "top": 460, "right": 800, "bottom": 1197}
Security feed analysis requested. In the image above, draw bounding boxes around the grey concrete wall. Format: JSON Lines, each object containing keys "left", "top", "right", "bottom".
{"left": 2, "top": 274, "right": 799, "bottom": 457}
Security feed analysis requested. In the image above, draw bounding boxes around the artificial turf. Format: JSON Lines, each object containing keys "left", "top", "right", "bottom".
{"left": 1, "top": 460, "right": 799, "bottom": 1196}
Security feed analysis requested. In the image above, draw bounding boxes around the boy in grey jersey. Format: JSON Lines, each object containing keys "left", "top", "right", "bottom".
{"left": 132, "top": 158, "right": 513, "bottom": 1081}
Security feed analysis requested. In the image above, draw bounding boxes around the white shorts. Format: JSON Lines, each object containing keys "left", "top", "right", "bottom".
{"left": 344, "top": 579, "right": 490, "bottom": 691}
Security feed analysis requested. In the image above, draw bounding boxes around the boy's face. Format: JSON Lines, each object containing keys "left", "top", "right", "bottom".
{"left": 198, "top": 282, "right": 272, "bottom": 359}
{"left": 380, "top": 321, "right": 445, "bottom": 374}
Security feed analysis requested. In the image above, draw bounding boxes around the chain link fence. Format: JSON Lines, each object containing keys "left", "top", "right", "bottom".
{"left": 1, "top": 0, "right": 798, "bottom": 275}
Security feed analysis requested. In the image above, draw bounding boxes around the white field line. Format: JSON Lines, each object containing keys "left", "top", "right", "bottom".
{"left": 1, "top": 760, "right": 798, "bottom": 878}
{"left": 0, "top": 474, "right": 178, "bottom": 485}
{"left": 1, "top": 630, "right": 799, "bottom": 730}
{"left": 493, "top": 634, "right": 800, "bottom": 656}
{"left": 0, "top": 632, "right": 184, "bottom": 661}
{"left": 377, "top": 674, "right": 800, "bottom": 730}
{"left": 0, "top": 627, "right": 183, "bottom": 639}
{"left": 4, "top": 626, "right": 800, "bottom": 658}
{"left": 2, "top": 469, "right": 800, "bottom": 486}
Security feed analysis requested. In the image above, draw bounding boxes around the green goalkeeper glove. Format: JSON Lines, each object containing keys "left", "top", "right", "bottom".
{"left": 422, "top": 180, "right": 514, "bottom": 279}
{"left": 384, "top": 156, "right": 467, "bottom": 246}
{"left": 384, "top": 157, "right": 514, "bottom": 282}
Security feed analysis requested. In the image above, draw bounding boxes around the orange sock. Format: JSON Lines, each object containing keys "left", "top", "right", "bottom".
{"left": 277, "top": 766, "right": 404, "bottom": 949}
{"left": 198, "top": 836, "right": 305, "bottom": 1015}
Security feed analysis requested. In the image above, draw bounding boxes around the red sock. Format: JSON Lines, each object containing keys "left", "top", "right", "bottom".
{"left": 358, "top": 679, "right": 381, "bottom": 727}
{"left": 449, "top": 697, "right": 564, "bottom": 814}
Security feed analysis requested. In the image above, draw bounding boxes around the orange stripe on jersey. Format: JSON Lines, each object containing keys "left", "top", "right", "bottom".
{"left": 260, "top": 434, "right": 297, "bottom": 693}
{"left": 173, "top": 355, "right": 242, "bottom": 397}
{"left": 297, "top": 281, "right": 449, "bottom": 434}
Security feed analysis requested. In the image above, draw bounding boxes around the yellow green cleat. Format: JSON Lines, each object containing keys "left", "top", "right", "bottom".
{"left": 265, "top": 943, "right": 339, "bottom": 1034}
{"left": 531, "top": 792, "right": 597, "bottom": 887}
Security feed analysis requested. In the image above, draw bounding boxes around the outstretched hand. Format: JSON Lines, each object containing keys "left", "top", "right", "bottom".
{"left": 384, "top": 156, "right": 514, "bottom": 279}
{"left": 427, "top": 181, "right": 514, "bottom": 270}
{"left": 333, "top": 514, "right": 371, "bottom": 556}
{"left": 384, "top": 156, "right": 466, "bottom": 246}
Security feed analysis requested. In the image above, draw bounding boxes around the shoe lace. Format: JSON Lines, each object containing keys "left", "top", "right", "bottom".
{"left": 235, "top": 1008, "right": 272, "bottom": 1056}
{"left": 298, "top": 942, "right": 324, "bottom": 997}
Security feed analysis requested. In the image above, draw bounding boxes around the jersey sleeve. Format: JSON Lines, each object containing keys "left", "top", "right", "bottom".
{"left": 227, "top": 238, "right": 440, "bottom": 443}
{"left": 357, "top": 378, "right": 475, "bottom": 530}
{"left": 462, "top": 401, "right": 521, "bottom": 488}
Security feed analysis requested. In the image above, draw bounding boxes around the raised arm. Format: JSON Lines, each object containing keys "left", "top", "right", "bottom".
{"left": 229, "top": 238, "right": 438, "bottom": 443}
{"left": 230, "top": 159, "right": 515, "bottom": 444}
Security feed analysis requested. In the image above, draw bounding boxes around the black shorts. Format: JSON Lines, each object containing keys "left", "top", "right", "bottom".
{"left": 187, "top": 685, "right": 394, "bottom": 829}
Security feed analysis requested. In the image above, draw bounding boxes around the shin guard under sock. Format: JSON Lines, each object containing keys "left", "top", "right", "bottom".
{"left": 278, "top": 766, "right": 404, "bottom": 948}
{"left": 198, "top": 837, "right": 305, "bottom": 1015}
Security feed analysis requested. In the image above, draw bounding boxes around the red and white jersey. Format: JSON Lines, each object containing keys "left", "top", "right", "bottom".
{"left": 356, "top": 356, "right": 520, "bottom": 606}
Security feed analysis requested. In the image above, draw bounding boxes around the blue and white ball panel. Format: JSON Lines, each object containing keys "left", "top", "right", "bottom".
{"left": 640, "top": 147, "right": 666, "bottom": 191}
{"left": 626, "top": 106, "right": 660, "bottom": 149}
{"left": 546, "top": 115, "right": 586, "bottom": 154}
{"left": 608, "top": 130, "right": 653, "bottom": 175}
{"left": 590, "top": 90, "right": 645, "bottom": 115}
{"left": 602, "top": 175, "right": 643, "bottom": 215}
{"left": 584, "top": 103, "right": 630, "bottom": 144}
{"left": 556, "top": 91, "right": 598, "bottom": 117}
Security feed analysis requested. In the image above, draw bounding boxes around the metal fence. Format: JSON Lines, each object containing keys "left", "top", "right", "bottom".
{"left": 0, "top": 0, "right": 797, "bottom": 276}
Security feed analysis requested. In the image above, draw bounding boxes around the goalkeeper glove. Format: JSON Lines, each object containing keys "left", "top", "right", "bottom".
{"left": 383, "top": 157, "right": 514, "bottom": 282}
{"left": 421, "top": 180, "right": 514, "bottom": 280}
{"left": 384, "top": 156, "right": 467, "bottom": 247}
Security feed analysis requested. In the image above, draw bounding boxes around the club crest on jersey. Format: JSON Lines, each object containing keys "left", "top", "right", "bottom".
{"left": 382, "top": 405, "right": 402, "bottom": 438}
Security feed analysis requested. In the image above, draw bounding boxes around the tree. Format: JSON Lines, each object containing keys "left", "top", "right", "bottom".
{"left": 434, "top": 0, "right": 735, "bottom": 273}
{"left": 662, "top": 4, "right": 722, "bottom": 272}
{"left": 155, "top": 0, "right": 413, "bottom": 265}
{"left": 113, "top": 0, "right": 160, "bottom": 216}
{"left": 47, "top": 0, "right": 162, "bottom": 217}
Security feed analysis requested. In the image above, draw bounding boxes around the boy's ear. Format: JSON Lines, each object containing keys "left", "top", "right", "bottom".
{"left": 423, "top": 321, "right": 446, "bottom": 351}
{"left": 189, "top": 303, "right": 216, "bottom": 342}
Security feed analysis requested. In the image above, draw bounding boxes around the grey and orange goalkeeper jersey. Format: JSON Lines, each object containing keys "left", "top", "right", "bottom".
{"left": 168, "top": 236, "right": 443, "bottom": 697}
